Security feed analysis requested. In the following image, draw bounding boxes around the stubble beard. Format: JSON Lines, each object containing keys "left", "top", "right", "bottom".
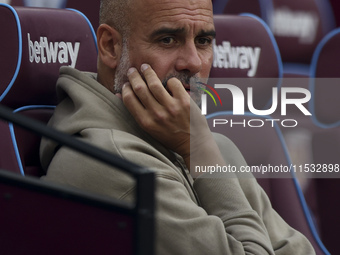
{"left": 114, "top": 39, "right": 131, "bottom": 94}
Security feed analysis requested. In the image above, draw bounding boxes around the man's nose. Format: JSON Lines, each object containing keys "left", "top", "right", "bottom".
{"left": 175, "top": 42, "right": 202, "bottom": 76}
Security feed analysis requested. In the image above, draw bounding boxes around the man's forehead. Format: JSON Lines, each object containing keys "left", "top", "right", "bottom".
{"left": 131, "top": 0, "right": 213, "bottom": 19}
{"left": 134, "top": 0, "right": 212, "bottom": 8}
{"left": 131, "top": 0, "right": 214, "bottom": 30}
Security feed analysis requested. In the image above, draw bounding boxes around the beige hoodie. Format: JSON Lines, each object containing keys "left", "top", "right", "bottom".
{"left": 40, "top": 66, "right": 315, "bottom": 255}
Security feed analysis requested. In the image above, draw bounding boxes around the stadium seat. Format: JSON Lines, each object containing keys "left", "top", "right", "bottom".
{"left": 222, "top": 0, "right": 336, "bottom": 77}
{"left": 310, "top": 28, "right": 340, "bottom": 127}
{"left": 210, "top": 14, "right": 315, "bottom": 165}
{"left": 308, "top": 27, "right": 340, "bottom": 255}
{"left": 0, "top": 4, "right": 98, "bottom": 176}
{"left": 210, "top": 14, "right": 282, "bottom": 114}
{"left": 208, "top": 14, "right": 329, "bottom": 254}
{"left": 210, "top": 13, "right": 313, "bottom": 183}
{"left": 208, "top": 13, "right": 321, "bottom": 208}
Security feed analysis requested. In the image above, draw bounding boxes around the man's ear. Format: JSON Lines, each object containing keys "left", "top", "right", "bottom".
{"left": 97, "top": 24, "right": 122, "bottom": 69}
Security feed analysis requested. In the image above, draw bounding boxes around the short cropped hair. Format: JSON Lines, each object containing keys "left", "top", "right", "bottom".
{"left": 99, "top": 0, "right": 133, "bottom": 36}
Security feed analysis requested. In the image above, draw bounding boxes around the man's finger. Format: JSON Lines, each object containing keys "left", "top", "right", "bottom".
{"left": 166, "top": 77, "right": 189, "bottom": 101}
{"left": 122, "top": 82, "right": 147, "bottom": 118}
{"left": 141, "top": 64, "right": 173, "bottom": 104}
{"left": 127, "top": 67, "right": 158, "bottom": 108}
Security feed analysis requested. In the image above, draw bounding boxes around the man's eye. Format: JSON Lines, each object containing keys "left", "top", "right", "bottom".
{"left": 196, "top": 37, "right": 212, "bottom": 45}
{"left": 160, "top": 37, "right": 175, "bottom": 45}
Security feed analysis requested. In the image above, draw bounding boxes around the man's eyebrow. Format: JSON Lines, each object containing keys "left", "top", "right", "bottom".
{"left": 150, "top": 27, "right": 186, "bottom": 38}
{"left": 150, "top": 27, "right": 216, "bottom": 38}
{"left": 198, "top": 29, "right": 216, "bottom": 38}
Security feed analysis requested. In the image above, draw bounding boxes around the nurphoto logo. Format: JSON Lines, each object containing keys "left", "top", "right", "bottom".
{"left": 199, "top": 81, "right": 312, "bottom": 128}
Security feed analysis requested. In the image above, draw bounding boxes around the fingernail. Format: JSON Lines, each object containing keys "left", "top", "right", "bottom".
{"left": 127, "top": 67, "right": 136, "bottom": 76}
{"left": 141, "top": 63, "right": 149, "bottom": 72}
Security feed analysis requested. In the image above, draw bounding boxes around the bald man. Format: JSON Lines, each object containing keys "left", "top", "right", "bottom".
{"left": 40, "top": 1, "right": 315, "bottom": 254}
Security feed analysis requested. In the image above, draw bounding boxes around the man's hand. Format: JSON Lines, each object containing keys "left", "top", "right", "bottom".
{"left": 122, "top": 64, "right": 194, "bottom": 157}
{"left": 122, "top": 64, "right": 225, "bottom": 176}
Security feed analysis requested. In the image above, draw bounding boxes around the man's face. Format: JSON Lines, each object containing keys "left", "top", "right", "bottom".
{"left": 114, "top": 0, "right": 215, "bottom": 101}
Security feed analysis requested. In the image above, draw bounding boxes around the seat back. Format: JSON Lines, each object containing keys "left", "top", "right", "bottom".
{"left": 0, "top": 4, "right": 98, "bottom": 176}
{"left": 223, "top": 0, "right": 336, "bottom": 75}
{"left": 312, "top": 129, "right": 340, "bottom": 255}
{"left": 212, "top": 14, "right": 282, "bottom": 78}
{"left": 210, "top": 14, "right": 282, "bottom": 114}
{"left": 9, "top": 0, "right": 100, "bottom": 30}
{"left": 208, "top": 13, "right": 329, "bottom": 255}
{"left": 309, "top": 28, "right": 340, "bottom": 128}
{"left": 308, "top": 27, "right": 340, "bottom": 255}
{"left": 206, "top": 113, "right": 329, "bottom": 255}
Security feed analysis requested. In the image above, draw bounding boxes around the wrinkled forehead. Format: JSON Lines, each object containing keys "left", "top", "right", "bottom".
{"left": 130, "top": 0, "right": 214, "bottom": 30}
